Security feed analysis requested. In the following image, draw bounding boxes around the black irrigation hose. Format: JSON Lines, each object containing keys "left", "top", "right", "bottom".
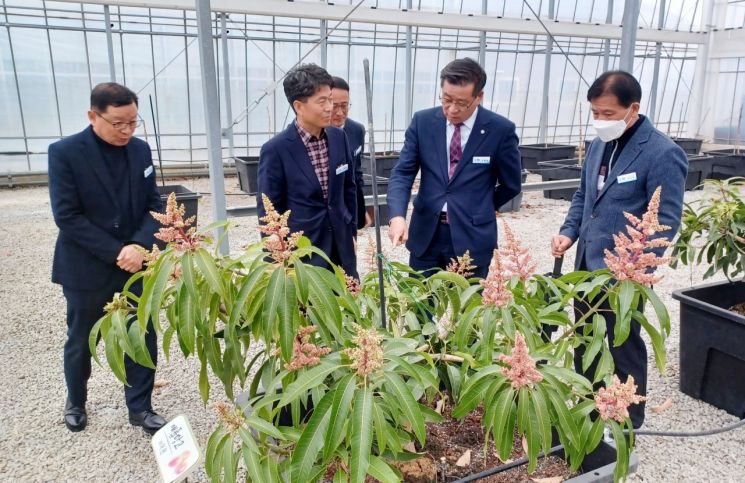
{"left": 453, "top": 445, "right": 564, "bottom": 483}
{"left": 628, "top": 417, "right": 745, "bottom": 437}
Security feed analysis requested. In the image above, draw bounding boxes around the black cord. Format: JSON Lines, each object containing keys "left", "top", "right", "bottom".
{"left": 629, "top": 417, "right": 745, "bottom": 437}
{"left": 453, "top": 445, "right": 564, "bottom": 482}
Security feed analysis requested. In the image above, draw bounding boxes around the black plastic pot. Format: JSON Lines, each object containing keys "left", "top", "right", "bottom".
{"left": 462, "top": 440, "right": 637, "bottom": 482}
{"left": 537, "top": 158, "right": 582, "bottom": 201}
{"left": 157, "top": 184, "right": 202, "bottom": 225}
{"left": 361, "top": 173, "right": 389, "bottom": 197}
{"left": 498, "top": 169, "right": 529, "bottom": 213}
{"left": 235, "top": 155, "right": 259, "bottom": 195}
{"left": 236, "top": 389, "right": 314, "bottom": 427}
{"left": 362, "top": 152, "right": 399, "bottom": 178}
{"left": 672, "top": 280, "right": 745, "bottom": 418}
{"left": 703, "top": 149, "right": 745, "bottom": 180}
{"left": 519, "top": 144, "right": 577, "bottom": 172}
{"left": 684, "top": 154, "right": 713, "bottom": 191}
{"left": 672, "top": 137, "right": 703, "bottom": 155}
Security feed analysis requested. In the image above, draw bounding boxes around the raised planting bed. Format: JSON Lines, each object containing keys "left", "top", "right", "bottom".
{"left": 519, "top": 144, "right": 577, "bottom": 172}
{"left": 537, "top": 158, "right": 582, "bottom": 201}
{"left": 672, "top": 137, "right": 704, "bottom": 155}
{"left": 672, "top": 280, "right": 745, "bottom": 418}
{"left": 235, "top": 155, "right": 259, "bottom": 195}
{"left": 702, "top": 148, "right": 745, "bottom": 180}
{"left": 362, "top": 152, "right": 399, "bottom": 178}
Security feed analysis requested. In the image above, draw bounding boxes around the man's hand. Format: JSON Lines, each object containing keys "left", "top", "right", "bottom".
{"left": 117, "top": 244, "right": 144, "bottom": 273}
{"left": 551, "top": 234, "right": 574, "bottom": 258}
{"left": 388, "top": 216, "right": 408, "bottom": 247}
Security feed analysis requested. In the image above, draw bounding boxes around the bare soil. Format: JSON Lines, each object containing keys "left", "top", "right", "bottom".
{"left": 730, "top": 302, "right": 745, "bottom": 317}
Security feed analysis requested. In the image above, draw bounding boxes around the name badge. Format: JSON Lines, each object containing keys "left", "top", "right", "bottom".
{"left": 144, "top": 165, "right": 154, "bottom": 178}
{"left": 617, "top": 172, "right": 637, "bottom": 184}
{"left": 336, "top": 164, "right": 349, "bottom": 175}
{"left": 354, "top": 146, "right": 362, "bottom": 156}
{"left": 473, "top": 156, "right": 490, "bottom": 165}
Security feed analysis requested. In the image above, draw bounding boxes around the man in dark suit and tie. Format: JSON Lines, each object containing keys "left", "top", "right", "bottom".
{"left": 258, "top": 64, "right": 358, "bottom": 277}
{"left": 48, "top": 83, "right": 166, "bottom": 434}
{"left": 387, "top": 58, "right": 523, "bottom": 278}
{"left": 331, "top": 76, "right": 371, "bottom": 230}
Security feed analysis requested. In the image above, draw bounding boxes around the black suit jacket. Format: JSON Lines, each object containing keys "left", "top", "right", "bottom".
{"left": 257, "top": 123, "right": 358, "bottom": 276}
{"left": 343, "top": 118, "right": 366, "bottom": 229}
{"left": 48, "top": 126, "right": 162, "bottom": 290}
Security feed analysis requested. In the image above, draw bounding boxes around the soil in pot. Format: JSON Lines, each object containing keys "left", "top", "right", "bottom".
{"left": 731, "top": 302, "right": 745, "bottom": 316}
{"left": 395, "top": 400, "right": 575, "bottom": 482}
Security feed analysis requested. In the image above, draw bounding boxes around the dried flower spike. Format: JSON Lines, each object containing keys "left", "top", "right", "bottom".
{"left": 285, "top": 325, "right": 331, "bottom": 372}
{"left": 343, "top": 325, "right": 384, "bottom": 377}
{"left": 604, "top": 186, "right": 672, "bottom": 286}
{"left": 446, "top": 250, "right": 476, "bottom": 278}
{"left": 259, "top": 194, "right": 303, "bottom": 264}
{"left": 499, "top": 332, "right": 543, "bottom": 389}
{"left": 214, "top": 401, "right": 244, "bottom": 433}
{"left": 594, "top": 375, "right": 646, "bottom": 423}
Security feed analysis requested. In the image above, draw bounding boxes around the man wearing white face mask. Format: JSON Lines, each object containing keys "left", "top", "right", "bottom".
{"left": 550, "top": 71, "right": 687, "bottom": 429}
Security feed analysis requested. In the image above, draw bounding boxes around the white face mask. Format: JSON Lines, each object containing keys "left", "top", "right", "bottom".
{"left": 593, "top": 107, "right": 633, "bottom": 143}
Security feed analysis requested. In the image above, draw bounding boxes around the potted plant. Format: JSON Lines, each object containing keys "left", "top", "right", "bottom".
{"left": 670, "top": 177, "right": 745, "bottom": 417}
{"left": 91, "top": 189, "right": 674, "bottom": 482}
{"left": 234, "top": 155, "right": 260, "bottom": 195}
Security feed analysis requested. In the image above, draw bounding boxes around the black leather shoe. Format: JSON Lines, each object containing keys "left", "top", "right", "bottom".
{"left": 64, "top": 399, "right": 87, "bottom": 432}
{"left": 129, "top": 409, "right": 166, "bottom": 435}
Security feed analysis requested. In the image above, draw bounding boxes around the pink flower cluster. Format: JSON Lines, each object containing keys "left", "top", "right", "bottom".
{"left": 604, "top": 186, "right": 672, "bottom": 286}
{"left": 594, "top": 375, "right": 646, "bottom": 423}
{"left": 151, "top": 192, "right": 204, "bottom": 252}
{"left": 446, "top": 250, "right": 476, "bottom": 278}
{"left": 499, "top": 222, "right": 536, "bottom": 283}
{"left": 284, "top": 326, "right": 331, "bottom": 372}
{"left": 480, "top": 221, "right": 536, "bottom": 307}
{"left": 345, "top": 274, "right": 361, "bottom": 296}
{"left": 259, "top": 194, "right": 303, "bottom": 264}
{"left": 499, "top": 332, "right": 543, "bottom": 389}
{"left": 343, "top": 325, "right": 384, "bottom": 377}
{"left": 481, "top": 250, "right": 513, "bottom": 307}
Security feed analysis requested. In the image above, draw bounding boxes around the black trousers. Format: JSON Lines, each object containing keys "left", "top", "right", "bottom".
{"left": 62, "top": 274, "right": 157, "bottom": 412}
{"left": 409, "top": 222, "right": 490, "bottom": 279}
{"left": 573, "top": 259, "right": 648, "bottom": 429}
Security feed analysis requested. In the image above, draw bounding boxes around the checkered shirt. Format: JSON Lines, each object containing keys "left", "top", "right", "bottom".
{"left": 295, "top": 121, "right": 330, "bottom": 199}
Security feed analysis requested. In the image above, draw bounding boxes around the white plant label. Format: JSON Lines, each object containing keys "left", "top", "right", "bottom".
{"left": 151, "top": 415, "right": 201, "bottom": 483}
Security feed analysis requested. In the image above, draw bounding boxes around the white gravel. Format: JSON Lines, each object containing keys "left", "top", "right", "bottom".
{"left": 0, "top": 174, "right": 743, "bottom": 482}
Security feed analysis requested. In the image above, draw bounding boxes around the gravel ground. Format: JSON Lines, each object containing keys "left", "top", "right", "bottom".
{"left": 0, "top": 174, "right": 743, "bottom": 482}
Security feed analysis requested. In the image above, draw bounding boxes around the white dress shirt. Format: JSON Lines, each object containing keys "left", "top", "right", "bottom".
{"left": 443, "top": 107, "right": 479, "bottom": 212}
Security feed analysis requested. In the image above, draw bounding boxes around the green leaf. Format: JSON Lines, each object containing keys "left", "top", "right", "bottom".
{"left": 582, "top": 314, "right": 606, "bottom": 373}
{"left": 89, "top": 315, "right": 106, "bottom": 367}
{"left": 176, "top": 287, "right": 196, "bottom": 356}
{"left": 429, "top": 270, "right": 469, "bottom": 289}
{"left": 222, "top": 441, "right": 238, "bottom": 483}
{"left": 324, "top": 374, "right": 357, "bottom": 460}
{"left": 228, "top": 264, "right": 268, "bottom": 329}
{"left": 350, "top": 387, "right": 374, "bottom": 483}
{"left": 373, "top": 400, "right": 388, "bottom": 456}
{"left": 383, "top": 373, "right": 426, "bottom": 444}
{"left": 127, "top": 321, "right": 156, "bottom": 369}
{"left": 492, "top": 386, "right": 516, "bottom": 461}
{"left": 290, "top": 390, "right": 334, "bottom": 483}
{"left": 530, "top": 386, "right": 552, "bottom": 455}
{"left": 614, "top": 280, "right": 635, "bottom": 345}
{"left": 641, "top": 284, "right": 670, "bottom": 337}
{"left": 585, "top": 417, "right": 605, "bottom": 455}
{"left": 245, "top": 415, "right": 285, "bottom": 440}
{"left": 610, "top": 421, "right": 630, "bottom": 481}
{"left": 278, "top": 362, "right": 340, "bottom": 408}
{"left": 547, "top": 388, "right": 581, "bottom": 453}
{"left": 367, "top": 455, "right": 399, "bottom": 483}
{"left": 293, "top": 261, "right": 310, "bottom": 304}
{"left": 277, "top": 273, "right": 297, "bottom": 362}
{"left": 636, "top": 311, "right": 667, "bottom": 373}
{"left": 205, "top": 429, "right": 231, "bottom": 481}
{"left": 104, "top": 324, "right": 127, "bottom": 384}
{"left": 239, "top": 428, "right": 265, "bottom": 483}
{"left": 194, "top": 247, "right": 226, "bottom": 299}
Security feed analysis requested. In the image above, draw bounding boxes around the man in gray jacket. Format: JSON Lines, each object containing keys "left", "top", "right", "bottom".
{"left": 551, "top": 71, "right": 687, "bottom": 428}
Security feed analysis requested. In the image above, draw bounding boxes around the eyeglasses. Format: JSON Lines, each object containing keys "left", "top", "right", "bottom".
{"left": 439, "top": 95, "right": 476, "bottom": 111}
{"left": 94, "top": 111, "right": 143, "bottom": 131}
{"left": 332, "top": 102, "right": 351, "bottom": 112}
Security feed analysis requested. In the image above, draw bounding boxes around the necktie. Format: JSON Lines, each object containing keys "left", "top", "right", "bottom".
{"left": 449, "top": 123, "right": 463, "bottom": 179}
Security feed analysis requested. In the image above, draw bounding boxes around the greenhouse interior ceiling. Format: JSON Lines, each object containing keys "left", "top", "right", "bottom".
{"left": 0, "top": 0, "right": 744, "bottom": 173}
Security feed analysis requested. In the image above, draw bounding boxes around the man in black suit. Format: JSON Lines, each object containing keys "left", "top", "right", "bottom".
{"left": 48, "top": 83, "right": 166, "bottom": 434}
{"left": 331, "top": 76, "right": 370, "bottom": 230}
{"left": 257, "top": 64, "right": 358, "bottom": 276}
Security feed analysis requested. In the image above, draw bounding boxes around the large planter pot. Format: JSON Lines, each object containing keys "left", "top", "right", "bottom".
{"left": 462, "top": 440, "right": 637, "bottom": 482}
{"left": 672, "top": 137, "right": 703, "bottom": 155}
{"left": 497, "top": 169, "right": 529, "bottom": 213}
{"left": 362, "top": 152, "right": 399, "bottom": 179}
{"left": 684, "top": 154, "right": 713, "bottom": 191}
{"left": 235, "top": 155, "right": 259, "bottom": 195}
{"left": 537, "top": 158, "right": 582, "bottom": 201}
{"left": 672, "top": 280, "right": 745, "bottom": 418}
{"left": 157, "top": 184, "right": 202, "bottom": 224}
{"left": 703, "top": 149, "right": 745, "bottom": 180}
{"left": 362, "top": 173, "right": 390, "bottom": 224}
{"left": 519, "top": 144, "right": 577, "bottom": 172}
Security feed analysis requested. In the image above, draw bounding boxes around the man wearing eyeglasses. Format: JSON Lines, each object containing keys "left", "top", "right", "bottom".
{"left": 387, "top": 58, "right": 522, "bottom": 278}
{"left": 330, "top": 76, "right": 371, "bottom": 230}
{"left": 48, "top": 82, "right": 166, "bottom": 435}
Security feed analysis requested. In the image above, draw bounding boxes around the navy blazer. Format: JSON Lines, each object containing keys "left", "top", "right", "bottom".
{"left": 343, "top": 118, "right": 367, "bottom": 229}
{"left": 387, "top": 106, "right": 522, "bottom": 260}
{"left": 257, "top": 123, "right": 358, "bottom": 276}
{"left": 48, "top": 126, "right": 162, "bottom": 290}
{"left": 559, "top": 117, "right": 688, "bottom": 271}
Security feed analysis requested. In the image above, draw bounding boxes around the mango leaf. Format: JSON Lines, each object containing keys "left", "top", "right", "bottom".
{"left": 324, "top": 374, "right": 357, "bottom": 460}
{"left": 641, "top": 284, "right": 670, "bottom": 336}
{"left": 547, "top": 388, "right": 581, "bottom": 453}
{"left": 245, "top": 415, "right": 285, "bottom": 440}
{"left": 194, "top": 247, "right": 226, "bottom": 299}
{"left": 367, "top": 455, "right": 399, "bottom": 483}
{"left": 635, "top": 310, "right": 666, "bottom": 372}
{"left": 350, "top": 386, "right": 374, "bottom": 483}
{"left": 278, "top": 362, "right": 340, "bottom": 408}
{"left": 383, "top": 372, "right": 425, "bottom": 444}
{"left": 239, "top": 427, "right": 265, "bottom": 483}
{"left": 104, "top": 324, "right": 127, "bottom": 384}
{"left": 127, "top": 321, "right": 155, "bottom": 369}
{"left": 176, "top": 288, "right": 197, "bottom": 356}
{"left": 290, "top": 390, "right": 334, "bottom": 482}
{"left": 492, "top": 387, "right": 516, "bottom": 461}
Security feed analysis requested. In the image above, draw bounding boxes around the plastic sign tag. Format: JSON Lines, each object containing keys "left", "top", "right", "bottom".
{"left": 151, "top": 415, "right": 201, "bottom": 483}
{"left": 473, "top": 156, "right": 490, "bottom": 164}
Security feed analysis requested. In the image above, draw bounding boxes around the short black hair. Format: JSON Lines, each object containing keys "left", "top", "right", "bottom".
{"left": 331, "top": 76, "right": 350, "bottom": 92}
{"left": 587, "top": 71, "right": 642, "bottom": 107}
{"left": 90, "top": 82, "right": 138, "bottom": 112}
{"left": 283, "top": 64, "right": 334, "bottom": 110}
{"left": 440, "top": 58, "right": 487, "bottom": 97}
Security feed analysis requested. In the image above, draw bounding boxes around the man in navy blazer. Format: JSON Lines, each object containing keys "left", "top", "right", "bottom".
{"left": 48, "top": 83, "right": 166, "bottom": 434}
{"left": 258, "top": 65, "right": 358, "bottom": 277}
{"left": 387, "top": 58, "right": 522, "bottom": 278}
{"left": 331, "top": 76, "right": 370, "bottom": 230}
{"left": 552, "top": 71, "right": 688, "bottom": 428}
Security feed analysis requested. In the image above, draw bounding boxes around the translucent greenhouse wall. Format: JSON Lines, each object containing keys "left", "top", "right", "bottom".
{"left": 0, "top": 0, "right": 743, "bottom": 173}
